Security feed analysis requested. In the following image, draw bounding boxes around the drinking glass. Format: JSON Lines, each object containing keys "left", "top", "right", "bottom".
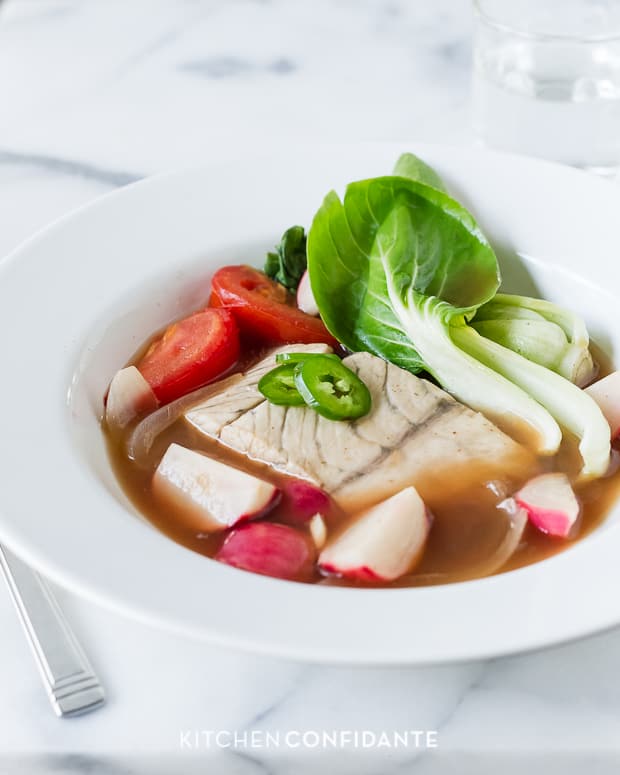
{"left": 472, "top": 0, "right": 620, "bottom": 175}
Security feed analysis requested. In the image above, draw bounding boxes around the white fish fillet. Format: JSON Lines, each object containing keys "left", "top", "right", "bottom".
{"left": 186, "top": 350, "right": 534, "bottom": 510}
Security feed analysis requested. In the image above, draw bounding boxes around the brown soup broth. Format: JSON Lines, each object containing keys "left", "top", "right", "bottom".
{"left": 104, "top": 337, "right": 620, "bottom": 588}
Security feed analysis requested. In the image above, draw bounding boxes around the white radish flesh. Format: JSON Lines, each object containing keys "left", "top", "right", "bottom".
{"left": 296, "top": 270, "right": 319, "bottom": 316}
{"left": 586, "top": 370, "right": 620, "bottom": 440}
{"left": 309, "top": 513, "right": 327, "bottom": 549}
{"left": 105, "top": 366, "right": 158, "bottom": 430}
{"left": 514, "top": 472, "right": 580, "bottom": 538}
{"left": 318, "top": 486, "right": 430, "bottom": 582}
{"left": 153, "top": 444, "right": 279, "bottom": 532}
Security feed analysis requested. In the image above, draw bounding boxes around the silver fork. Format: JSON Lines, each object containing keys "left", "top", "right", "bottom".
{"left": 0, "top": 544, "right": 105, "bottom": 717}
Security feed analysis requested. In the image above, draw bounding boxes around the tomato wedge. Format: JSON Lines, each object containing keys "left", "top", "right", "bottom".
{"left": 210, "top": 265, "right": 337, "bottom": 346}
{"left": 137, "top": 309, "right": 239, "bottom": 405}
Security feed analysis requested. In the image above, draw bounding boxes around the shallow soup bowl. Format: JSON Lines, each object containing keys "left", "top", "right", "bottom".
{"left": 0, "top": 143, "right": 619, "bottom": 665}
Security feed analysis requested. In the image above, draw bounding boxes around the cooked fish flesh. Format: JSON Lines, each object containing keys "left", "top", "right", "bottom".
{"left": 185, "top": 350, "right": 534, "bottom": 511}
{"left": 185, "top": 342, "right": 332, "bottom": 436}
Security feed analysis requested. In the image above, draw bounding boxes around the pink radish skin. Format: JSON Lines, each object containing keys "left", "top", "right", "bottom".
{"left": 514, "top": 473, "right": 580, "bottom": 538}
{"left": 153, "top": 444, "right": 279, "bottom": 532}
{"left": 296, "top": 271, "right": 319, "bottom": 316}
{"left": 216, "top": 522, "right": 315, "bottom": 580}
{"left": 319, "top": 562, "right": 381, "bottom": 582}
{"left": 105, "top": 366, "right": 158, "bottom": 430}
{"left": 586, "top": 370, "right": 620, "bottom": 440}
{"left": 318, "top": 486, "right": 430, "bottom": 582}
{"left": 281, "top": 481, "right": 330, "bottom": 524}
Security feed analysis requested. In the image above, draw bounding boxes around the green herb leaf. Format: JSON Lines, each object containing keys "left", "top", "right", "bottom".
{"left": 264, "top": 225, "right": 308, "bottom": 292}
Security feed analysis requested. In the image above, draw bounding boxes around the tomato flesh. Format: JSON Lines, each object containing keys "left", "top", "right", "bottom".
{"left": 138, "top": 309, "right": 239, "bottom": 404}
{"left": 210, "top": 265, "right": 337, "bottom": 347}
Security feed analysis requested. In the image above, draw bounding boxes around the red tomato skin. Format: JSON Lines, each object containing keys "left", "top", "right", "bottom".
{"left": 138, "top": 309, "right": 240, "bottom": 404}
{"left": 210, "top": 265, "right": 337, "bottom": 347}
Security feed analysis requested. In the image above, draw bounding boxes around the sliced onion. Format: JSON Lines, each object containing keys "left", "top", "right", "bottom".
{"left": 126, "top": 373, "right": 242, "bottom": 467}
{"left": 408, "top": 497, "right": 527, "bottom": 587}
{"left": 478, "top": 497, "right": 528, "bottom": 577}
{"left": 126, "top": 344, "right": 333, "bottom": 467}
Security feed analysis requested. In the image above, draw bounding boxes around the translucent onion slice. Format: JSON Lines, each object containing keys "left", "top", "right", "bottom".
{"left": 407, "top": 497, "right": 527, "bottom": 586}
{"left": 126, "top": 373, "right": 242, "bottom": 466}
{"left": 481, "top": 497, "right": 528, "bottom": 576}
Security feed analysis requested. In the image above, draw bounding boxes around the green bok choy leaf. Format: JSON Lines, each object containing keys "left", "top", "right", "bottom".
{"left": 392, "top": 152, "right": 448, "bottom": 193}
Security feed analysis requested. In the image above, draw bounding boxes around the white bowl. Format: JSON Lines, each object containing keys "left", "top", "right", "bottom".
{"left": 1, "top": 143, "right": 619, "bottom": 665}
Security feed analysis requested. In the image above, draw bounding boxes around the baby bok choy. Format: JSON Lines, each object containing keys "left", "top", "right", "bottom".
{"left": 306, "top": 156, "right": 610, "bottom": 477}
{"left": 395, "top": 155, "right": 597, "bottom": 387}
{"left": 472, "top": 293, "right": 596, "bottom": 387}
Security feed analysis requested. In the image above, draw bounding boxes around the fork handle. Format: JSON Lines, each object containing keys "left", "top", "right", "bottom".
{"left": 0, "top": 544, "right": 105, "bottom": 717}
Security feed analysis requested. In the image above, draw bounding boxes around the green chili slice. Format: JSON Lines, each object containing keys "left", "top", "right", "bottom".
{"left": 258, "top": 363, "right": 305, "bottom": 406}
{"left": 275, "top": 352, "right": 340, "bottom": 365}
{"left": 294, "top": 355, "right": 371, "bottom": 420}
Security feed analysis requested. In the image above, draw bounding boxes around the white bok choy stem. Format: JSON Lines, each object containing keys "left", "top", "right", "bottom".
{"left": 451, "top": 324, "right": 611, "bottom": 478}
{"left": 475, "top": 293, "right": 596, "bottom": 386}
{"left": 386, "top": 283, "right": 562, "bottom": 456}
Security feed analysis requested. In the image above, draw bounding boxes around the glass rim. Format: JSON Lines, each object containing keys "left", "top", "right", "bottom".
{"left": 473, "top": 0, "right": 620, "bottom": 43}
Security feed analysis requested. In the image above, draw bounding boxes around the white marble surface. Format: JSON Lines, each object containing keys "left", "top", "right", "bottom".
{"left": 1, "top": 1, "right": 620, "bottom": 772}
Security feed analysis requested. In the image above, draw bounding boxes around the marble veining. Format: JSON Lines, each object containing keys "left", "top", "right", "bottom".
{"left": 0, "top": 150, "right": 142, "bottom": 186}
{"left": 179, "top": 55, "right": 298, "bottom": 78}
{"left": 1, "top": 0, "right": 620, "bottom": 772}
